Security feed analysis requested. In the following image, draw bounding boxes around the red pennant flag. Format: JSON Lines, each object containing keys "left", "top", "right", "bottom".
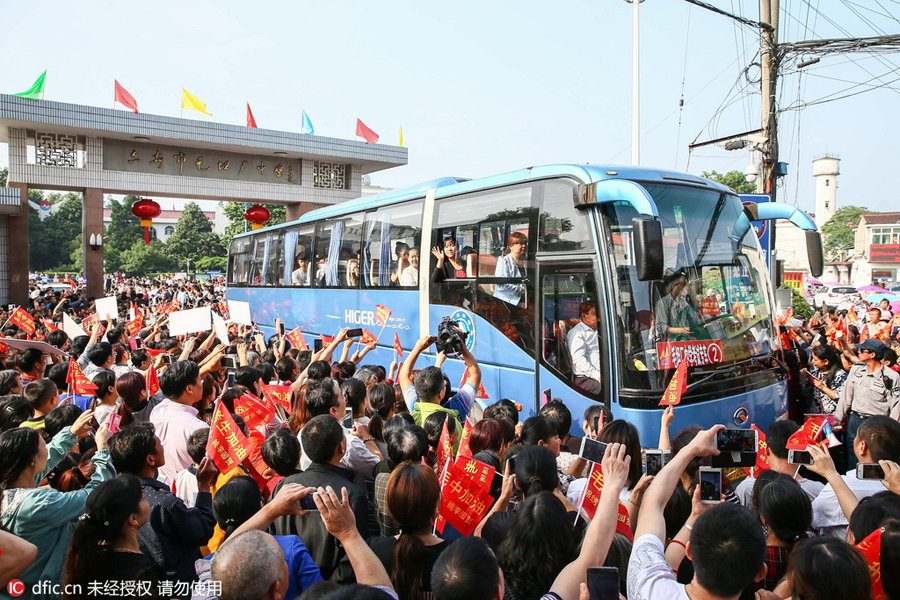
{"left": 246, "top": 103, "right": 257, "bottom": 128}
{"left": 456, "top": 418, "right": 475, "bottom": 459}
{"left": 361, "top": 329, "right": 378, "bottom": 345}
{"left": 320, "top": 334, "right": 335, "bottom": 345}
{"left": 355, "top": 118, "right": 380, "bottom": 144}
{"left": 61, "top": 278, "right": 77, "bottom": 289}
{"left": 855, "top": 527, "right": 884, "bottom": 600}
{"left": 125, "top": 314, "right": 143, "bottom": 337}
{"left": 848, "top": 307, "right": 859, "bottom": 325}
{"left": 207, "top": 402, "right": 251, "bottom": 474}
{"left": 576, "top": 463, "right": 633, "bottom": 541}
{"left": 393, "top": 332, "right": 404, "bottom": 359}
{"left": 454, "top": 455, "right": 495, "bottom": 492}
{"left": 809, "top": 312, "right": 820, "bottom": 327}
{"left": 234, "top": 393, "right": 275, "bottom": 428}
{"left": 261, "top": 384, "right": 293, "bottom": 412}
{"left": 659, "top": 359, "right": 688, "bottom": 406}
{"left": 375, "top": 304, "right": 392, "bottom": 326}
{"left": 41, "top": 318, "right": 58, "bottom": 332}
{"left": 66, "top": 360, "right": 98, "bottom": 395}
{"left": 750, "top": 424, "right": 770, "bottom": 476}
{"left": 435, "top": 419, "right": 453, "bottom": 475}
{"left": 0, "top": 341, "right": 9, "bottom": 354}
{"left": 145, "top": 365, "right": 160, "bottom": 397}
{"left": 145, "top": 348, "right": 167, "bottom": 358}
{"left": 114, "top": 80, "right": 139, "bottom": 113}
{"left": 787, "top": 415, "right": 828, "bottom": 450}
{"left": 9, "top": 308, "right": 35, "bottom": 335}
{"left": 458, "top": 367, "right": 490, "bottom": 400}
{"left": 285, "top": 326, "right": 308, "bottom": 351}
{"left": 437, "top": 459, "right": 494, "bottom": 536}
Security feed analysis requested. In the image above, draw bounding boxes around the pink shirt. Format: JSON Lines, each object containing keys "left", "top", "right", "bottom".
{"left": 149, "top": 399, "right": 209, "bottom": 484}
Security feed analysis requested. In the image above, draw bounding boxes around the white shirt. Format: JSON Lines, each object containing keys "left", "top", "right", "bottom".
{"left": 627, "top": 534, "right": 690, "bottom": 600}
{"left": 149, "top": 399, "right": 209, "bottom": 484}
{"left": 811, "top": 469, "right": 886, "bottom": 538}
{"left": 735, "top": 473, "right": 825, "bottom": 508}
{"left": 299, "top": 424, "right": 380, "bottom": 490}
{"left": 566, "top": 321, "right": 602, "bottom": 380}
{"left": 399, "top": 265, "right": 418, "bottom": 287}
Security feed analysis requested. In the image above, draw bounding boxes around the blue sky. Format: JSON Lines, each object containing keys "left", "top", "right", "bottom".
{"left": 2, "top": 0, "right": 898, "bottom": 213}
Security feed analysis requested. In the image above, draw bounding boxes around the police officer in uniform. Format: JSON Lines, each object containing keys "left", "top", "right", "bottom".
{"left": 834, "top": 338, "right": 900, "bottom": 469}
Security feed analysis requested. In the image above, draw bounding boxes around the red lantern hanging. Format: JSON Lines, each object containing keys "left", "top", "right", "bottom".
{"left": 132, "top": 198, "right": 162, "bottom": 245}
{"left": 244, "top": 205, "right": 271, "bottom": 231}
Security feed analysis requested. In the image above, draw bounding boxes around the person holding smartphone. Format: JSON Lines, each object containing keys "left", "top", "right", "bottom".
{"left": 800, "top": 345, "right": 847, "bottom": 415}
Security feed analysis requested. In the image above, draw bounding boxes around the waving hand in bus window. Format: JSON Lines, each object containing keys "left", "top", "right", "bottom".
{"left": 398, "top": 248, "right": 419, "bottom": 286}
{"left": 431, "top": 238, "right": 467, "bottom": 283}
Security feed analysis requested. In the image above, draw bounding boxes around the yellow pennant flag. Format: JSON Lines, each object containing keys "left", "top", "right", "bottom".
{"left": 399, "top": 125, "right": 404, "bottom": 147}
{"left": 181, "top": 88, "right": 212, "bottom": 116}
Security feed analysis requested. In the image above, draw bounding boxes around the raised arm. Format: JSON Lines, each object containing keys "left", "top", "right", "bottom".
{"left": 806, "top": 444, "right": 860, "bottom": 521}
{"left": 399, "top": 335, "right": 435, "bottom": 393}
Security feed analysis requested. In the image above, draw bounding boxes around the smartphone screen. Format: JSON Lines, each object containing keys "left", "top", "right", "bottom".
{"left": 278, "top": 322, "right": 286, "bottom": 336}
{"left": 716, "top": 429, "right": 757, "bottom": 453}
{"left": 313, "top": 339, "right": 324, "bottom": 353}
{"left": 645, "top": 451, "right": 667, "bottom": 476}
{"left": 342, "top": 408, "right": 353, "bottom": 429}
{"left": 857, "top": 463, "right": 886, "bottom": 480}
{"left": 107, "top": 413, "right": 122, "bottom": 434}
{"left": 346, "top": 328, "right": 363, "bottom": 338}
{"left": 586, "top": 566, "right": 619, "bottom": 600}
{"left": 593, "top": 416, "right": 599, "bottom": 433}
{"left": 788, "top": 449, "right": 814, "bottom": 466}
{"left": 299, "top": 493, "right": 319, "bottom": 512}
{"left": 226, "top": 372, "right": 235, "bottom": 389}
{"left": 699, "top": 468, "right": 722, "bottom": 503}
{"left": 579, "top": 438, "right": 608, "bottom": 463}
{"left": 163, "top": 354, "right": 173, "bottom": 365}
{"left": 541, "top": 388, "right": 551, "bottom": 406}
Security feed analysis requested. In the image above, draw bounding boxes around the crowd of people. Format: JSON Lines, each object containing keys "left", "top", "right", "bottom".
{"left": 1, "top": 275, "right": 900, "bottom": 600}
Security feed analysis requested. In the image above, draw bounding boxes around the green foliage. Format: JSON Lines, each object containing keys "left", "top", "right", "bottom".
{"left": 120, "top": 240, "right": 176, "bottom": 274}
{"left": 221, "top": 202, "right": 286, "bottom": 239}
{"left": 0, "top": 166, "right": 7, "bottom": 187}
{"left": 29, "top": 192, "right": 83, "bottom": 271}
{"left": 821, "top": 205, "right": 867, "bottom": 260}
{"left": 164, "top": 202, "right": 227, "bottom": 268}
{"left": 104, "top": 196, "right": 145, "bottom": 270}
{"left": 701, "top": 170, "right": 756, "bottom": 194}
{"left": 780, "top": 285, "right": 814, "bottom": 319}
{"left": 194, "top": 256, "right": 228, "bottom": 272}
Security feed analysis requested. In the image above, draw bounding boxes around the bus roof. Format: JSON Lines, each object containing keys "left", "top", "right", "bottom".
{"left": 234, "top": 164, "right": 733, "bottom": 238}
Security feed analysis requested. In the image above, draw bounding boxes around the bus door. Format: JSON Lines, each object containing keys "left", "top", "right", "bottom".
{"left": 535, "top": 257, "right": 607, "bottom": 414}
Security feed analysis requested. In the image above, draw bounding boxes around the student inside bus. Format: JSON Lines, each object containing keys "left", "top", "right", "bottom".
{"left": 566, "top": 301, "right": 603, "bottom": 397}
{"left": 390, "top": 242, "right": 411, "bottom": 285}
{"left": 291, "top": 252, "right": 310, "bottom": 287}
{"left": 399, "top": 248, "right": 419, "bottom": 286}
{"left": 431, "top": 237, "right": 468, "bottom": 283}
{"left": 493, "top": 232, "right": 528, "bottom": 306}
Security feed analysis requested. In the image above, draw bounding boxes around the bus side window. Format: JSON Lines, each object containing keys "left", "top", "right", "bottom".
{"left": 539, "top": 180, "right": 590, "bottom": 252}
{"left": 363, "top": 200, "right": 423, "bottom": 288}
{"left": 283, "top": 225, "right": 315, "bottom": 287}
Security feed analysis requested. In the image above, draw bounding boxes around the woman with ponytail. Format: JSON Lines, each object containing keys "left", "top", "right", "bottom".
{"left": 752, "top": 471, "right": 814, "bottom": 592}
{"left": 193, "top": 476, "right": 321, "bottom": 600}
{"left": 0, "top": 409, "right": 114, "bottom": 593}
{"left": 62, "top": 475, "right": 163, "bottom": 597}
{"left": 368, "top": 461, "right": 449, "bottom": 600}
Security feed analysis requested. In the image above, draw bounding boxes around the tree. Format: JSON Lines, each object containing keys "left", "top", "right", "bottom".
{"left": 701, "top": 170, "right": 756, "bottom": 195}
{"left": 821, "top": 205, "right": 867, "bottom": 261}
{"left": 221, "top": 202, "right": 286, "bottom": 240}
{"left": 104, "top": 196, "right": 145, "bottom": 270}
{"left": 781, "top": 285, "right": 814, "bottom": 319}
{"left": 164, "top": 201, "right": 227, "bottom": 268}
{"left": 29, "top": 192, "right": 83, "bottom": 271}
{"left": 194, "top": 256, "right": 228, "bottom": 272}
{"left": 120, "top": 240, "right": 176, "bottom": 274}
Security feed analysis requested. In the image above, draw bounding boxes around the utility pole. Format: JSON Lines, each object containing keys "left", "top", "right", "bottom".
{"left": 759, "top": 0, "right": 779, "bottom": 201}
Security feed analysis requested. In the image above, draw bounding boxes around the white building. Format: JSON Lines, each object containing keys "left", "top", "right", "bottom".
{"left": 101, "top": 204, "right": 225, "bottom": 243}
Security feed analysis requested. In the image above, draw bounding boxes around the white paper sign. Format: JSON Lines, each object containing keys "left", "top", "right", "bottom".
{"left": 0, "top": 338, "right": 69, "bottom": 358}
{"left": 213, "top": 313, "right": 230, "bottom": 346}
{"left": 62, "top": 313, "right": 88, "bottom": 339}
{"left": 228, "top": 301, "right": 253, "bottom": 326}
{"left": 168, "top": 307, "right": 212, "bottom": 337}
{"left": 95, "top": 296, "right": 119, "bottom": 320}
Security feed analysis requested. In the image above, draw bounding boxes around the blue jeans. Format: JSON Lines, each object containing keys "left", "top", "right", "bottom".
{"left": 846, "top": 412, "right": 864, "bottom": 470}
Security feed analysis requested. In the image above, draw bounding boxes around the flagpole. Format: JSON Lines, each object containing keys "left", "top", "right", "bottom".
{"left": 1, "top": 306, "right": 20, "bottom": 331}
{"left": 574, "top": 463, "right": 593, "bottom": 525}
{"left": 433, "top": 457, "right": 451, "bottom": 536}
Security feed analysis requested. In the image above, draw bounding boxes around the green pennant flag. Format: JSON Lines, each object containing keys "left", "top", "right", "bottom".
{"left": 13, "top": 70, "right": 47, "bottom": 100}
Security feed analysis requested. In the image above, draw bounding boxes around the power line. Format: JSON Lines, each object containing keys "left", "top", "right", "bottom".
{"left": 679, "top": 0, "right": 773, "bottom": 30}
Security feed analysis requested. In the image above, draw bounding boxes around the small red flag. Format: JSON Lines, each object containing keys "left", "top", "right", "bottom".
{"left": 355, "top": 118, "right": 380, "bottom": 144}
{"left": 246, "top": 103, "right": 257, "bottom": 128}
{"left": 145, "top": 348, "right": 167, "bottom": 358}
{"left": 456, "top": 418, "right": 474, "bottom": 459}
{"left": 66, "top": 360, "right": 98, "bottom": 395}
{"left": 361, "top": 329, "right": 378, "bottom": 345}
{"left": 751, "top": 424, "right": 770, "bottom": 475}
{"left": 61, "top": 278, "right": 77, "bottom": 289}
{"left": 435, "top": 419, "right": 452, "bottom": 475}
{"left": 207, "top": 402, "right": 251, "bottom": 474}
{"left": 809, "top": 312, "right": 820, "bottom": 327}
{"left": 659, "top": 359, "right": 688, "bottom": 406}
{"left": 576, "top": 463, "right": 633, "bottom": 541}
{"left": 458, "top": 367, "right": 489, "bottom": 400}
{"left": 234, "top": 393, "right": 275, "bottom": 428}
{"left": 285, "top": 326, "right": 308, "bottom": 351}
{"left": 437, "top": 459, "right": 494, "bottom": 536}
{"left": 126, "top": 315, "right": 143, "bottom": 337}
{"left": 114, "top": 80, "right": 139, "bottom": 113}
{"left": 787, "top": 415, "right": 828, "bottom": 450}
{"left": 393, "top": 332, "right": 404, "bottom": 359}
{"left": 41, "top": 318, "right": 58, "bottom": 332}
{"left": 375, "top": 304, "right": 392, "bottom": 326}
{"left": 9, "top": 308, "right": 35, "bottom": 335}
{"left": 320, "top": 334, "right": 335, "bottom": 345}
{"left": 847, "top": 307, "right": 859, "bottom": 325}
{"left": 855, "top": 527, "right": 883, "bottom": 600}
{"left": 145, "top": 365, "right": 160, "bottom": 397}
{"left": 262, "top": 384, "right": 293, "bottom": 412}
{"left": 454, "top": 455, "right": 495, "bottom": 492}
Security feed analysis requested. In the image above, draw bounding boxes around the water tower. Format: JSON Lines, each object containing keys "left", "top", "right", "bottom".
{"left": 812, "top": 155, "right": 840, "bottom": 229}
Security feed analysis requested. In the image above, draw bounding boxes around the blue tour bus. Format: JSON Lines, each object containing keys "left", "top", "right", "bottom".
{"left": 226, "top": 164, "right": 824, "bottom": 441}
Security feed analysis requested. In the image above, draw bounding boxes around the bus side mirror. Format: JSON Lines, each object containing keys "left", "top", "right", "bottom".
{"left": 633, "top": 217, "right": 664, "bottom": 281}
{"left": 806, "top": 230, "right": 824, "bottom": 278}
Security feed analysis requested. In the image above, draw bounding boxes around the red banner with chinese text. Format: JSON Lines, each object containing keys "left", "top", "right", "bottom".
{"left": 234, "top": 393, "right": 275, "bottom": 428}
{"left": 262, "top": 384, "right": 293, "bottom": 413}
{"left": 207, "top": 402, "right": 251, "bottom": 474}
{"left": 657, "top": 340, "right": 724, "bottom": 369}
{"left": 285, "top": 327, "right": 308, "bottom": 351}
{"left": 375, "top": 304, "right": 392, "bottom": 326}
{"left": 66, "top": 360, "right": 98, "bottom": 395}
{"left": 9, "top": 308, "right": 35, "bottom": 335}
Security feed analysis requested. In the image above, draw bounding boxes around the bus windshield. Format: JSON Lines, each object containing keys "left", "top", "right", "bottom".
{"left": 600, "top": 182, "right": 776, "bottom": 391}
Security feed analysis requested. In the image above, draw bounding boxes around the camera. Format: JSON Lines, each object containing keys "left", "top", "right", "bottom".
{"left": 436, "top": 317, "right": 468, "bottom": 356}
